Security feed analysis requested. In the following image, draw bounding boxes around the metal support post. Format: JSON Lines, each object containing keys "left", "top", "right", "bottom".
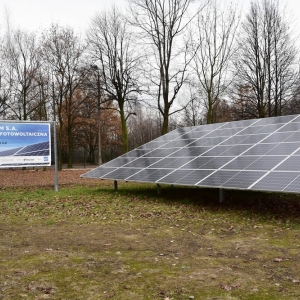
{"left": 219, "top": 188, "right": 224, "bottom": 203}
{"left": 157, "top": 184, "right": 161, "bottom": 196}
{"left": 53, "top": 121, "right": 59, "bottom": 192}
{"left": 114, "top": 180, "right": 118, "bottom": 191}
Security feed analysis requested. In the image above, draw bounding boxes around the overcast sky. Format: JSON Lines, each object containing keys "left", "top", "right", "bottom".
{"left": 0, "top": 0, "right": 126, "bottom": 33}
{"left": 0, "top": 0, "right": 300, "bottom": 35}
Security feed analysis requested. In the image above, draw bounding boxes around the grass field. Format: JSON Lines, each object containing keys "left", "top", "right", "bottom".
{"left": 1, "top": 179, "right": 300, "bottom": 299}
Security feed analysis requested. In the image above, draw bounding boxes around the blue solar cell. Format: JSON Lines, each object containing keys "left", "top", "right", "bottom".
{"left": 221, "top": 135, "right": 248, "bottom": 145}
{"left": 275, "top": 156, "right": 300, "bottom": 171}
{"left": 200, "top": 156, "right": 234, "bottom": 169}
{"left": 157, "top": 169, "right": 193, "bottom": 184}
{"left": 103, "top": 157, "right": 135, "bottom": 167}
{"left": 0, "top": 147, "right": 23, "bottom": 156}
{"left": 221, "top": 156, "right": 259, "bottom": 170}
{"left": 278, "top": 122, "right": 300, "bottom": 132}
{"left": 263, "top": 132, "right": 292, "bottom": 143}
{"left": 251, "top": 171, "right": 300, "bottom": 191}
{"left": 124, "top": 157, "right": 161, "bottom": 168}
{"left": 102, "top": 168, "right": 142, "bottom": 180}
{"left": 188, "top": 138, "right": 213, "bottom": 146}
{"left": 163, "top": 139, "right": 197, "bottom": 148}
{"left": 197, "top": 170, "right": 239, "bottom": 187}
{"left": 266, "top": 143, "right": 300, "bottom": 155}
{"left": 180, "top": 131, "right": 210, "bottom": 139}
{"left": 284, "top": 175, "right": 300, "bottom": 192}
{"left": 139, "top": 169, "right": 173, "bottom": 182}
{"left": 201, "top": 146, "right": 229, "bottom": 156}
{"left": 243, "top": 143, "right": 277, "bottom": 155}
{"left": 245, "top": 156, "right": 286, "bottom": 170}
{"left": 121, "top": 149, "right": 152, "bottom": 157}
{"left": 270, "top": 115, "right": 298, "bottom": 124}
{"left": 237, "top": 126, "right": 263, "bottom": 135}
{"left": 219, "top": 144, "right": 250, "bottom": 156}
{"left": 176, "top": 170, "right": 214, "bottom": 185}
{"left": 223, "top": 171, "right": 266, "bottom": 189}
{"left": 17, "top": 141, "right": 49, "bottom": 155}
{"left": 137, "top": 141, "right": 169, "bottom": 150}
{"left": 284, "top": 132, "right": 300, "bottom": 142}
{"left": 81, "top": 167, "right": 116, "bottom": 178}
{"left": 237, "top": 134, "right": 269, "bottom": 144}
{"left": 255, "top": 124, "right": 282, "bottom": 134}
{"left": 204, "top": 137, "right": 229, "bottom": 146}
{"left": 179, "top": 157, "right": 213, "bottom": 169}
{"left": 126, "top": 169, "right": 157, "bottom": 181}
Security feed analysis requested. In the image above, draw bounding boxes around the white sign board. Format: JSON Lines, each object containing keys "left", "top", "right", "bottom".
{"left": 0, "top": 122, "right": 51, "bottom": 168}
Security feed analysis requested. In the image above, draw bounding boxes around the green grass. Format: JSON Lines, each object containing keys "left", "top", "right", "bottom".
{"left": 1, "top": 182, "right": 300, "bottom": 299}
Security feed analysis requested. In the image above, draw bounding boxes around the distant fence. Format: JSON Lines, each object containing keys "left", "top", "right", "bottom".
{"left": 62, "top": 148, "right": 122, "bottom": 167}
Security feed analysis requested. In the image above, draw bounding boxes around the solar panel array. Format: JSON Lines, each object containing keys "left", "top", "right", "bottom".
{"left": 0, "top": 147, "right": 23, "bottom": 157}
{"left": 15, "top": 141, "right": 50, "bottom": 156}
{"left": 82, "top": 115, "right": 300, "bottom": 193}
{"left": 0, "top": 141, "right": 49, "bottom": 157}
{"left": 0, "top": 141, "right": 50, "bottom": 167}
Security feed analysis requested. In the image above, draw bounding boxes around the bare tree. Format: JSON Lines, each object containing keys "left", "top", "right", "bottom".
{"left": 0, "top": 60, "right": 9, "bottom": 117}
{"left": 234, "top": 0, "right": 298, "bottom": 118}
{"left": 1, "top": 29, "right": 41, "bottom": 120}
{"left": 192, "top": 0, "right": 239, "bottom": 124}
{"left": 41, "top": 24, "right": 87, "bottom": 168}
{"left": 129, "top": 0, "right": 205, "bottom": 134}
{"left": 87, "top": 6, "right": 141, "bottom": 153}
{"left": 127, "top": 103, "right": 161, "bottom": 150}
{"left": 178, "top": 82, "right": 204, "bottom": 126}
{"left": 282, "top": 79, "right": 300, "bottom": 115}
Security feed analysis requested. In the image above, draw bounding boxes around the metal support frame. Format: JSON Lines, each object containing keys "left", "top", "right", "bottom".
{"left": 219, "top": 188, "right": 224, "bottom": 203}
{"left": 114, "top": 180, "right": 118, "bottom": 191}
{"left": 53, "top": 121, "right": 58, "bottom": 192}
{"left": 157, "top": 183, "right": 161, "bottom": 195}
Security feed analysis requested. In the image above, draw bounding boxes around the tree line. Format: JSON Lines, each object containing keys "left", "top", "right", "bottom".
{"left": 0, "top": 0, "right": 299, "bottom": 168}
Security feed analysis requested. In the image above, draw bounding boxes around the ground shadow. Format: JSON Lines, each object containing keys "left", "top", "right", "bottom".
{"left": 101, "top": 182, "right": 300, "bottom": 224}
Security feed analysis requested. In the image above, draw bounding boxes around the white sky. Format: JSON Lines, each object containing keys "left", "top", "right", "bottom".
{"left": 0, "top": 0, "right": 126, "bottom": 33}
{"left": 0, "top": 0, "right": 300, "bottom": 35}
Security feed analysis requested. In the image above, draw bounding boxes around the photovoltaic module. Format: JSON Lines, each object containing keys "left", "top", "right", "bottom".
{"left": 81, "top": 114, "right": 300, "bottom": 193}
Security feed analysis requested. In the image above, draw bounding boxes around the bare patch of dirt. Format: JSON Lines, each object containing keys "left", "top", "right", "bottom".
{"left": 0, "top": 167, "right": 100, "bottom": 188}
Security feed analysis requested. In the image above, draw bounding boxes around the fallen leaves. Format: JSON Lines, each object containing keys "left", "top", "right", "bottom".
{"left": 220, "top": 282, "right": 241, "bottom": 291}
{"left": 0, "top": 168, "right": 100, "bottom": 188}
{"left": 274, "top": 258, "right": 283, "bottom": 262}
{"left": 273, "top": 257, "right": 290, "bottom": 262}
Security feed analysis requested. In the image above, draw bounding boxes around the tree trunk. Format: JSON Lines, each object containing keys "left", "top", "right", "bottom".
{"left": 206, "top": 94, "right": 213, "bottom": 124}
{"left": 120, "top": 107, "right": 128, "bottom": 154}
{"left": 58, "top": 125, "right": 63, "bottom": 170}
{"left": 161, "top": 114, "right": 169, "bottom": 135}
{"left": 67, "top": 121, "right": 73, "bottom": 168}
{"left": 57, "top": 105, "right": 63, "bottom": 170}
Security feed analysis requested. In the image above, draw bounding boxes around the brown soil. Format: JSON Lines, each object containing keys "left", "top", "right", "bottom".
{"left": 0, "top": 167, "right": 100, "bottom": 188}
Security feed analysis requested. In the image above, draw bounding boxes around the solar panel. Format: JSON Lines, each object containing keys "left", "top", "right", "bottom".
{"left": 0, "top": 147, "right": 23, "bottom": 157}
{"left": 0, "top": 140, "right": 51, "bottom": 168}
{"left": 82, "top": 114, "right": 300, "bottom": 194}
{"left": 16, "top": 141, "right": 49, "bottom": 156}
{"left": 0, "top": 142, "right": 50, "bottom": 157}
